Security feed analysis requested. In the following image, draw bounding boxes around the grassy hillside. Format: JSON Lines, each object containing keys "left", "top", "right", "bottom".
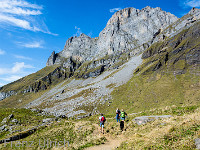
{"left": 1, "top": 65, "right": 60, "bottom": 92}
{"left": 0, "top": 65, "right": 74, "bottom": 108}
{"left": 99, "top": 22, "right": 200, "bottom": 115}
{"left": 0, "top": 108, "right": 54, "bottom": 140}
{"left": 1, "top": 105, "right": 200, "bottom": 149}
{"left": 100, "top": 72, "right": 200, "bottom": 115}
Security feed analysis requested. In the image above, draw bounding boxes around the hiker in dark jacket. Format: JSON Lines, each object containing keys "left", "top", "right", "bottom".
{"left": 116, "top": 108, "right": 121, "bottom": 122}
{"left": 99, "top": 113, "right": 106, "bottom": 134}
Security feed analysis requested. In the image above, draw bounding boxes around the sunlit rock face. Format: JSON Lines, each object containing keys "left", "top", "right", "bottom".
{"left": 47, "top": 6, "right": 178, "bottom": 66}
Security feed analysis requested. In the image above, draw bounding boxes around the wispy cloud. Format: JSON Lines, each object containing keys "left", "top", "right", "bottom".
{"left": 17, "top": 41, "right": 44, "bottom": 48}
{"left": 14, "top": 54, "right": 32, "bottom": 60}
{"left": 0, "top": 62, "right": 34, "bottom": 75}
{"left": 0, "top": 49, "right": 5, "bottom": 55}
{"left": 0, "top": 0, "right": 56, "bottom": 35}
{"left": 0, "top": 62, "right": 35, "bottom": 85}
{"left": 110, "top": 8, "right": 122, "bottom": 13}
{"left": 12, "top": 62, "right": 34, "bottom": 73}
{"left": 183, "top": 0, "right": 200, "bottom": 8}
{"left": 0, "top": 75, "right": 22, "bottom": 82}
{"left": 0, "top": 82, "right": 5, "bottom": 87}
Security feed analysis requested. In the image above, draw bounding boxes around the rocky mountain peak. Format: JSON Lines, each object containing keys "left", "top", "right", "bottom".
{"left": 80, "top": 33, "right": 90, "bottom": 37}
{"left": 188, "top": 7, "right": 200, "bottom": 15}
{"left": 64, "top": 33, "right": 91, "bottom": 48}
{"left": 107, "top": 7, "right": 136, "bottom": 25}
{"left": 46, "top": 51, "right": 56, "bottom": 66}
{"left": 47, "top": 6, "right": 179, "bottom": 67}
{"left": 96, "top": 6, "right": 178, "bottom": 58}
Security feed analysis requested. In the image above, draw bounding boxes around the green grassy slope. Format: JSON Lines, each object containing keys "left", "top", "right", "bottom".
{"left": 0, "top": 65, "right": 66, "bottom": 108}
{"left": 1, "top": 106, "right": 200, "bottom": 150}
{"left": 100, "top": 21, "right": 200, "bottom": 115}
{"left": 1, "top": 65, "right": 60, "bottom": 92}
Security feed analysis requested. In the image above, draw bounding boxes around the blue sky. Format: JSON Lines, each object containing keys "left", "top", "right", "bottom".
{"left": 0, "top": 0, "right": 199, "bottom": 86}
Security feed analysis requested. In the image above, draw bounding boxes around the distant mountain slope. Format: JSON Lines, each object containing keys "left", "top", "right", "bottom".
{"left": 108, "top": 20, "right": 200, "bottom": 114}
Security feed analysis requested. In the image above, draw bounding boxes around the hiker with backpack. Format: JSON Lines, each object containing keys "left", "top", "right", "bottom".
{"left": 116, "top": 108, "right": 121, "bottom": 122}
{"left": 120, "top": 109, "right": 127, "bottom": 131}
{"left": 99, "top": 113, "right": 106, "bottom": 134}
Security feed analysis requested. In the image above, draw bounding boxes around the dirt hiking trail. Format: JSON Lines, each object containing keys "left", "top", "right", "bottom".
{"left": 85, "top": 124, "right": 127, "bottom": 150}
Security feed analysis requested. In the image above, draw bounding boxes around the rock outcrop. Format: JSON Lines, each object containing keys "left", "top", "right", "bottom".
{"left": 140, "top": 20, "right": 200, "bottom": 75}
{"left": 47, "top": 6, "right": 178, "bottom": 68}
{"left": 0, "top": 91, "right": 16, "bottom": 101}
{"left": 46, "top": 51, "right": 57, "bottom": 66}
{"left": 133, "top": 115, "right": 172, "bottom": 125}
{"left": 96, "top": 7, "right": 177, "bottom": 57}
{"left": 153, "top": 7, "right": 200, "bottom": 43}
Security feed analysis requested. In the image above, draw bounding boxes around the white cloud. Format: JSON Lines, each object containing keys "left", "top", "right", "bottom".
{"left": 0, "top": 75, "right": 22, "bottom": 82}
{"left": 0, "top": 49, "right": 5, "bottom": 55}
{"left": 0, "top": 0, "right": 42, "bottom": 10}
{"left": 87, "top": 32, "right": 93, "bottom": 37}
{"left": 0, "top": 0, "right": 56, "bottom": 35}
{"left": 110, "top": 8, "right": 122, "bottom": 13}
{"left": 0, "top": 82, "right": 5, "bottom": 87}
{"left": 17, "top": 41, "right": 44, "bottom": 48}
{"left": 0, "top": 13, "right": 39, "bottom": 31}
{"left": 14, "top": 55, "right": 32, "bottom": 60}
{"left": 183, "top": 0, "right": 200, "bottom": 8}
{"left": 0, "top": 68, "right": 9, "bottom": 74}
{"left": 0, "top": 5, "right": 42, "bottom": 16}
{"left": 0, "top": 62, "right": 34, "bottom": 75}
{"left": 0, "top": 62, "right": 35, "bottom": 85}
{"left": 11, "top": 62, "right": 34, "bottom": 73}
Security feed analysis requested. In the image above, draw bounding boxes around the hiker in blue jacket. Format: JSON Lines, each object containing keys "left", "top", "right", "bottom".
{"left": 116, "top": 108, "right": 121, "bottom": 122}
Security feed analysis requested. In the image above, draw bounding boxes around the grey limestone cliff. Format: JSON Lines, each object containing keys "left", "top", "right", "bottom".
{"left": 96, "top": 7, "right": 178, "bottom": 57}
{"left": 153, "top": 7, "right": 200, "bottom": 43}
{"left": 46, "top": 6, "right": 178, "bottom": 67}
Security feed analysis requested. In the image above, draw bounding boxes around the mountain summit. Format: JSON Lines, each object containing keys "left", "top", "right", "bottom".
{"left": 47, "top": 7, "right": 178, "bottom": 67}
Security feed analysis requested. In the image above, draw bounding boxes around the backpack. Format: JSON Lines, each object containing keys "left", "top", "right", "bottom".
{"left": 100, "top": 116, "right": 106, "bottom": 123}
{"left": 121, "top": 111, "right": 125, "bottom": 118}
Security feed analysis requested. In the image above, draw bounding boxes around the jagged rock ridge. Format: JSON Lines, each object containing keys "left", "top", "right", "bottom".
{"left": 47, "top": 6, "right": 178, "bottom": 67}
{"left": 153, "top": 7, "right": 200, "bottom": 43}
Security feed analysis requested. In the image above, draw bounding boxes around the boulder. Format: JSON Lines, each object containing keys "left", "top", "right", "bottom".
{"left": 42, "top": 118, "right": 54, "bottom": 123}
{"left": 8, "top": 114, "right": 14, "bottom": 120}
{"left": 133, "top": 115, "right": 172, "bottom": 125}
{"left": 1, "top": 118, "right": 7, "bottom": 124}
{"left": 0, "top": 125, "right": 7, "bottom": 131}
{"left": 195, "top": 138, "right": 200, "bottom": 149}
{"left": 11, "top": 119, "right": 18, "bottom": 124}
